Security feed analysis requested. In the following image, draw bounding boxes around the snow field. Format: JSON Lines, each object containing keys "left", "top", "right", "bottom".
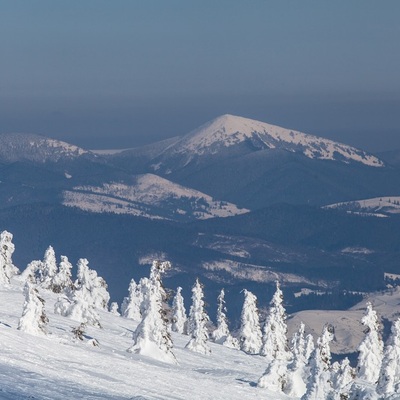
{"left": 0, "top": 281, "right": 290, "bottom": 400}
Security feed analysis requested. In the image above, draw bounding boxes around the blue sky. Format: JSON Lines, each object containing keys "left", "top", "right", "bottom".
{"left": 1, "top": 1, "right": 399, "bottom": 151}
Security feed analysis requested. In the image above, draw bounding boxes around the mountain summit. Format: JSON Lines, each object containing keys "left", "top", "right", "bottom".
{"left": 154, "top": 114, "right": 384, "bottom": 169}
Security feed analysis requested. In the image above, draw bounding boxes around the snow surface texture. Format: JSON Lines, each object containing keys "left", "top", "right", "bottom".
{"left": 0, "top": 280, "right": 290, "bottom": 400}
{"left": 155, "top": 114, "right": 384, "bottom": 168}
{"left": 63, "top": 173, "right": 248, "bottom": 220}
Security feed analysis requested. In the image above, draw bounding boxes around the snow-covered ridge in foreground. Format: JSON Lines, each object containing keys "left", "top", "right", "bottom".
{"left": 63, "top": 173, "right": 249, "bottom": 220}
{"left": 160, "top": 114, "right": 384, "bottom": 167}
{"left": 0, "top": 280, "right": 283, "bottom": 400}
{"left": 325, "top": 196, "right": 400, "bottom": 216}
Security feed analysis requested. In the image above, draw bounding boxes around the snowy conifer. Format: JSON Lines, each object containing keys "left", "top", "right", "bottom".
{"left": 109, "top": 302, "right": 120, "bottom": 316}
{"left": 261, "top": 281, "right": 290, "bottom": 360}
{"left": 18, "top": 282, "right": 48, "bottom": 335}
{"left": 128, "top": 276, "right": 176, "bottom": 364}
{"left": 171, "top": 286, "right": 187, "bottom": 334}
{"left": 54, "top": 258, "right": 104, "bottom": 327}
{"left": 284, "top": 322, "right": 310, "bottom": 397}
{"left": 258, "top": 358, "right": 288, "bottom": 394}
{"left": 377, "top": 317, "right": 400, "bottom": 396}
{"left": 51, "top": 255, "right": 73, "bottom": 294}
{"left": 186, "top": 278, "right": 211, "bottom": 355}
{"left": 238, "top": 289, "right": 262, "bottom": 354}
{"left": 212, "top": 288, "right": 230, "bottom": 343}
{"left": 356, "top": 302, "right": 383, "bottom": 384}
{"left": 122, "top": 278, "right": 142, "bottom": 320}
{"left": 19, "top": 260, "right": 42, "bottom": 283}
{"left": 38, "top": 246, "right": 58, "bottom": 290}
{"left": 75, "top": 258, "right": 110, "bottom": 310}
{"left": 0, "top": 230, "right": 19, "bottom": 284}
{"left": 301, "top": 324, "right": 334, "bottom": 400}
{"left": 330, "top": 358, "right": 355, "bottom": 400}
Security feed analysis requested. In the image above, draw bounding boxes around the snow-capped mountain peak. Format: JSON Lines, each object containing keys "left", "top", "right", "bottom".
{"left": 161, "top": 114, "right": 384, "bottom": 167}
{"left": 0, "top": 133, "right": 90, "bottom": 163}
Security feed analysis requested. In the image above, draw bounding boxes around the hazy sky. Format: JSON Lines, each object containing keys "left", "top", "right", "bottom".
{"left": 1, "top": 1, "right": 399, "bottom": 151}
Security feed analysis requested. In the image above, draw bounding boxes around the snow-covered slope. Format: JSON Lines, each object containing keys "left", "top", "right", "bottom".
{"left": 0, "top": 133, "right": 91, "bottom": 163}
{"left": 152, "top": 114, "right": 384, "bottom": 170}
{"left": 0, "top": 279, "right": 285, "bottom": 400}
{"left": 325, "top": 196, "right": 400, "bottom": 216}
{"left": 63, "top": 174, "right": 248, "bottom": 221}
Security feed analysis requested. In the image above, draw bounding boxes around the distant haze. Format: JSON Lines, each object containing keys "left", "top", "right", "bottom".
{"left": 1, "top": 1, "right": 399, "bottom": 152}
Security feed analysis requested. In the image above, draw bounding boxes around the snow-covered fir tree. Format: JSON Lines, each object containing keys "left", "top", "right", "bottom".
{"left": 171, "top": 286, "right": 187, "bottom": 334}
{"left": 109, "top": 302, "right": 120, "bottom": 316}
{"left": 258, "top": 358, "right": 288, "bottom": 394}
{"left": 51, "top": 255, "right": 73, "bottom": 294}
{"left": 211, "top": 288, "right": 239, "bottom": 349}
{"left": 54, "top": 258, "right": 105, "bottom": 327}
{"left": 212, "top": 288, "right": 229, "bottom": 343}
{"left": 121, "top": 278, "right": 142, "bottom": 321}
{"left": 261, "top": 281, "right": 290, "bottom": 360}
{"left": 186, "top": 278, "right": 211, "bottom": 355}
{"left": 19, "top": 260, "right": 42, "bottom": 283}
{"left": 283, "top": 322, "right": 312, "bottom": 397}
{"left": 301, "top": 324, "right": 334, "bottom": 400}
{"left": 376, "top": 317, "right": 400, "bottom": 396}
{"left": 238, "top": 289, "right": 262, "bottom": 354}
{"left": 18, "top": 281, "right": 48, "bottom": 335}
{"left": 128, "top": 274, "right": 176, "bottom": 364}
{"left": 38, "top": 245, "right": 58, "bottom": 290}
{"left": 356, "top": 302, "right": 383, "bottom": 384}
{"left": 330, "top": 358, "right": 355, "bottom": 400}
{"left": 0, "top": 230, "right": 19, "bottom": 284}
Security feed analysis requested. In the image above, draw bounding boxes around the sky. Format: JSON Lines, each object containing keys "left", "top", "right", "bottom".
{"left": 1, "top": 1, "right": 399, "bottom": 152}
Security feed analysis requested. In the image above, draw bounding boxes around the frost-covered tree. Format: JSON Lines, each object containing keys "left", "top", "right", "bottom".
{"left": 171, "top": 286, "right": 187, "bottom": 334}
{"left": 212, "top": 288, "right": 238, "bottom": 348}
{"left": 54, "top": 258, "right": 106, "bottom": 327}
{"left": 18, "top": 282, "right": 48, "bottom": 335}
{"left": 330, "top": 358, "right": 355, "bottom": 400}
{"left": 51, "top": 255, "right": 73, "bottom": 294}
{"left": 0, "top": 230, "right": 19, "bottom": 284}
{"left": 121, "top": 278, "right": 142, "bottom": 321}
{"left": 128, "top": 276, "right": 176, "bottom": 364}
{"left": 356, "top": 302, "right": 383, "bottom": 384}
{"left": 238, "top": 289, "right": 262, "bottom": 354}
{"left": 75, "top": 258, "right": 110, "bottom": 310}
{"left": 109, "top": 302, "right": 120, "bottom": 316}
{"left": 19, "top": 260, "right": 42, "bottom": 283}
{"left": 212, "top": 289, "right": 229, "bottom": 342}
{"left": 305, "top": 331, "right": 315, "bottom": 362}
{"left": 38, "top": 246, "right": 58, "bottom": 290}
{"left": 284, "top": 322, "right": 312, "bottom": 397}
{"left": 261, "top": 281, "right": 290, "bottom": 360}
{"left": 301, "top": 324, "right": 334, "bottom": 400}
{"left": 377, "top": 317, "right": 400, "bottom": 396}
{"left": 258, "top": 358, "right": 288, "bottom": 394}
{"left": 186, "top": 278, "right": 211, "bottom": 355}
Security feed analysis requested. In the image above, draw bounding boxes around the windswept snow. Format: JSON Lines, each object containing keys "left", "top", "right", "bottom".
{"left": 63, "top": 174, "right": 248, "bottom": 221}
{"left": 0, "top": 280, "right": 288, "bottom": 400}
{"left": 158, "top": 114, "right": 384, "bottom": 167}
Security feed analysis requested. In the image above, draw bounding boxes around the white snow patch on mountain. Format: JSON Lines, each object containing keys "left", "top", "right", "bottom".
{"left": 161, "top": 114, "right": 384, "bottom": 167}
{"left": 63, "top": 174, "right": 248, "bottom": 220}
{"left": 326, "top": 196, "right": 400, "bottom": 216}
{"left": 202, "top": 260, "right": 317, "bottom": 286}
